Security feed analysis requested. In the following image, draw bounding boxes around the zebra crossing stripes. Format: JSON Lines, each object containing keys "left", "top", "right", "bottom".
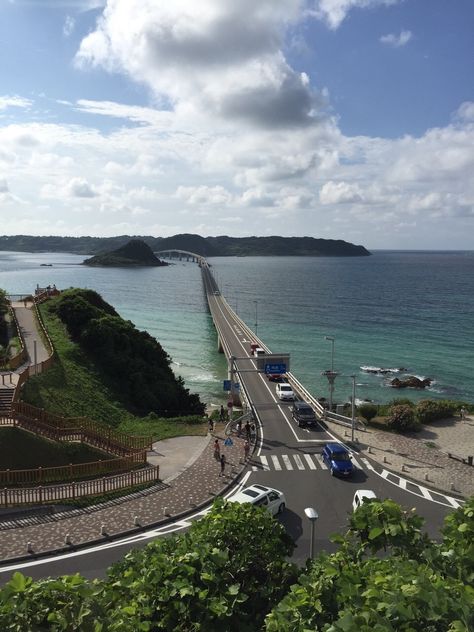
{"left": 281, "top": 455, "right": 293, "bottom": 470}
{"left": 293, "top": 454, "right": 305, "bottom": 470}
{"left": 304, "top": 453, "right": 317, "bottom": 470}
{"left": 271, "top": 455, "right": 282, "bottom": 470}
{"left": 259, "top": 455, "right": 270, "bottom": 471}
{"left": 315, "top": 454, "right": 327, "bottom": 470}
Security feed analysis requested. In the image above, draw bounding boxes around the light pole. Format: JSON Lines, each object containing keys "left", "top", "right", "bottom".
{"left": 254, "top": 300, "right": 258, "bottom": 337}
{"left": 304, "top": 507, "right": 319, "bottom": 559}
{"left": 322, "top": 336, "right": 338, "bottom": 413}
{"left": 350, "top": 375, "right": 356, "bottom": 442}
{"left": 325, "top": 335, "right": 335, "bottom": 372}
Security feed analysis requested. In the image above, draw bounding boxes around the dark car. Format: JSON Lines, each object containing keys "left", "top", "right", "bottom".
{"left": 321, "top": 442, "right": 354, "bottom": 477}
{"left": 291, "top": 401, "right": 318, "bottom": 428}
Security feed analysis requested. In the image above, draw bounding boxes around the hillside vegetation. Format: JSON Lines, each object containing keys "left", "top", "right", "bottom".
{"left": 83, "top": 239, "right": 168, "bottom": 267}
{"left": 22, "top": 289, "right": 206, "bottom": 438}
{"left": 0, "top": 233, "right": 370, "bottom": 256}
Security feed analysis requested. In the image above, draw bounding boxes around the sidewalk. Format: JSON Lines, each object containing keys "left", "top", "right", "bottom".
{"left": 325, "top": 413, "right": 474, "bottom": 498}
{"left": 0, "top": 424, "right": 249, "bottom": 563}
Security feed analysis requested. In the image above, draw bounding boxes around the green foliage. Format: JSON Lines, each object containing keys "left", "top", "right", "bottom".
{"left": 357, "top": 403, "right": 378, "bottom": 423}
{"left": 30, "top": 289, "right": 205, "bottom": 420}
{"left": 386, "top": 404, "right": 421, "bottom": 432}
{"left": 415, "top": 399, "right": 458, "bottom": 424}
{"left": 440, "top": 497, "right": 474, "bottom": 584}
{"left": 346, "top": 498, "right": 432, "bottom": 560}
{"left": 1, "top": 498, "right": 473, "bottom": 631}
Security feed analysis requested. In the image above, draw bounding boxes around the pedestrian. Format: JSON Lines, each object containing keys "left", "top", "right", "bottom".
{"left": 250, "top": 422, "right": 256, "bottom": 438}
{"left": 213, "top": 438, "right": 220, "bottom": 460}
{"left": 236, "top": 419, "right": 242, "bottom": 436}
{"left": 220, "top": 405, "right": 225, "bottom": 421}
{"left": 208, "top": 417, "right": 214, "bottom": 433}
{"left": 245, "top": 420, "right": 251, "bottom": 440}
{"left": 243, "top": 439, "right": 250, "bottom": 461}
{"left": 460, "top": 406, "right": 467, "bottom": 420}
{"left": 219, "top": 453, "right": 226, "bottom": 476}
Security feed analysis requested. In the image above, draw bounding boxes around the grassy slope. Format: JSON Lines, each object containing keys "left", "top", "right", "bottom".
{"left": 0, "top": 427, "right": 113, "bottom": 469}
{"left": 21, "top": 302, "right": 206, "bottom": 441}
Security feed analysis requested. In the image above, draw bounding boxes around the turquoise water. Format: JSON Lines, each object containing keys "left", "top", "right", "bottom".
{"left": 1, "top": 250, "right": 473, "bottom": 406}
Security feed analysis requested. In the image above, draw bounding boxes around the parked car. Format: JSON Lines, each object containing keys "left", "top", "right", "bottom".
{"left": 321, "top": 442, "right": 354, "bottom": 477}
{"left": 352, "top": 489, "right": 377, "bottom": 511}
{"left": 291, "top": 401, "right": 318, "bottom": 428}
{"left": 276, "top": 382, "right": 295, "bottom": 401}
{"left": 228, "top": 484, "right": 286, "bottom": 515}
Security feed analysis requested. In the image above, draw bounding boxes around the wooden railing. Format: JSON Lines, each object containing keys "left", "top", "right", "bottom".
{"left": 0, "top": 452, "right": 147, "bottom": 486}
{"left": 5, "top": 403, "right": 153, "bottom": 453}
{"left": 0, "top": 466, "right": 160, "bottom": 507}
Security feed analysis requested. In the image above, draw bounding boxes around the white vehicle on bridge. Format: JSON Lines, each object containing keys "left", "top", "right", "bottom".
{"left": 276, "top": 382, "right": 295, "bottom": 401}
{"left": 228, "top": 484, "right": 286, "bottom": 515}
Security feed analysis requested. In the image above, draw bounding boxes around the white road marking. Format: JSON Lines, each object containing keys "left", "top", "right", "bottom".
{"left": 260, "top": 456, "right": 270, "bottom": 471}
{"left": 304, "top": 454, "right": 317, "bottom": 470}
{"left": 351, "top": 456, "right": 362, "bottom": 469}
{"left": 315, "top": 454, "right": 327, "bottom": 469}
{"left": 271, "top": 455, "right": 282, "bottom": 470}
{"left": 399, "top": 478, "right": 407, "bottom": 489}
{"left": 293, "top": 454, "right": 305, "bottom": 470}
{"left": 361, "top": 457, "right": 374, "bottom": 470}
{"left": 445, "top": 496, "right": 462, "bottom": 508}
{"left": 281, "top": 455, "right": 293, "bottom": 470}
{"left": 419, "top": 486, "right": 433, "bottom": 501}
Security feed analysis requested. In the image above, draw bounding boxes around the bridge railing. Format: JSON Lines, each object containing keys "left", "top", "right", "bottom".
{"left": 205, "top": 268, "right": 360, "bottom": 429}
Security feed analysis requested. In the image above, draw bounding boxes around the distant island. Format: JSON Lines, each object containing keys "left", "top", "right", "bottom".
{"left": 0, "top": 233, "right": 371, "bottom": 257}
{"left": 83, "top": 239, "right": 168, "bottom": 267}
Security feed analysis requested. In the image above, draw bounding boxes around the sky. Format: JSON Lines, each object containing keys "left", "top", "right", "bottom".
{"left": 0, "top": 0, "right": 473, "bottom": 249}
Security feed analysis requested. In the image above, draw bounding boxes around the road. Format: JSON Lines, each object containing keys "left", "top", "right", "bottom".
{"left": 0, "top": 265, "right": 453, "bottom": 581}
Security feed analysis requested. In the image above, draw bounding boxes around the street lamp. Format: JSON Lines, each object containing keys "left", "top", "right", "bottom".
{"left": 304, "top": 507, "right": 319, "bottom": 559}
{"left": 322, "top": 336, "right": 338, "bottom": 413}
{"left": 325, "top": 335, "right": 335, "bottom": 372}
{"left": 350, "top": 375, "right": 356, "bottom": 442}
{"left": 254, "top": 300, "right": 258, "bottom": 337}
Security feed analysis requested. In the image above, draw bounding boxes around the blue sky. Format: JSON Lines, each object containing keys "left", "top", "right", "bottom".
{"left": 0, "top": 0, "right": 473, "bottom": 249}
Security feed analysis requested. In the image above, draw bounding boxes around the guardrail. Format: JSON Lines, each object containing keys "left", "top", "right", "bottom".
{"left": 0, "top": 465, "right": 160, "bottom": 507}
{"left": 0, "top": 452, "right": 147, "bottom": 486}
{"left": 4, "top": 403, "right": 153, "bottom": 453}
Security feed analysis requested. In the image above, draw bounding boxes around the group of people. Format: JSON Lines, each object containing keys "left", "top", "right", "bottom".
{"left": 213, "top": 436, "right": 251, "bottom": 477}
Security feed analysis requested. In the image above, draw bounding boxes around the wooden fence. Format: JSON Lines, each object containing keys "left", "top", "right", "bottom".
{"left": 7, "top": 403, "right": 152, "bottom": 453}
{"left": 0, "top": 451, "right": 147, "bottom": 486}
{"left": 0, "top": 465, "right": 160, "bottom": 507}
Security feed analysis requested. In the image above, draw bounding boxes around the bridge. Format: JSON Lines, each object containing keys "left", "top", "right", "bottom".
{"left": 155, "top": 249, "right": 206, "bottom": 266}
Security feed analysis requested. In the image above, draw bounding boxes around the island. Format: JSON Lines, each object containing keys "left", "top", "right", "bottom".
{"left": 83, "top": 239, "right": 168, "bottom": 267}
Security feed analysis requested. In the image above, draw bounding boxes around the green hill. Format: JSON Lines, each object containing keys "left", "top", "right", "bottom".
{"left": 83, "top": 239, "right": 168, "bottom": 267}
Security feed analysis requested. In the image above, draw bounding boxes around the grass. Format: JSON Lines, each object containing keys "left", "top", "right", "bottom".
{"left": 0, "top": 427, "right": 113, "bottom": 470}
{"left": 21, "top": 301, "right": 207, "bottom": 442}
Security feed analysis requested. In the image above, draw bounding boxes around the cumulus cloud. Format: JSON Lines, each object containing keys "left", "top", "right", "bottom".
{"left": 76, "top": 0, "right": 323, "bottom": 130}
{"left": 307, "top": 0, "right": 401, "bottom": 30}
{"left": 319, "top": 180, "right": 363, "bottom": 204}
{"left": 380, "top": 30, "right": 412, "bottom": 47}
{"left": 66, "top": 177, "right": 97, "bottom": 198}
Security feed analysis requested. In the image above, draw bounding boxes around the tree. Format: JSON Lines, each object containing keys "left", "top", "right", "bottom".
{"left": 386, "top": 404, "right": 420, "bottom": 432}
{"left": 358, "top": 403, "right": 378, "bottom": 423}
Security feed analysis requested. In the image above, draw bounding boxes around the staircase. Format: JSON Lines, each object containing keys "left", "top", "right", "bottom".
{"left": 0, "top": 387, "right": 14, "bottom": 415}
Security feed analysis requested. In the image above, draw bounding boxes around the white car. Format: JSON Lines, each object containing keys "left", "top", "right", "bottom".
{"left": 276, "top": 382, "right": 295, "bottom": 401}
{"left": 352, "top": 489, "right": 377, "bottom": 511}
{"left": 228, "top": 484, "right": 286, "bottom": 515}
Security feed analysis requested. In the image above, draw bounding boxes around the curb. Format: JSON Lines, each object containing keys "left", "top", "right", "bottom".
{"left": 0, "top": 453, "right": 250, "bottom": 568}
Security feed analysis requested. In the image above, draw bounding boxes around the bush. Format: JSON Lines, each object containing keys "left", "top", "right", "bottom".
{"left": 358, "top": 403, "right": 378, "bottom": 422}
{"left": 416, "top": 399, "right": 458, "bottom": 424}
{"left": 386, "top": 404, "right": 421, "bottom": 432}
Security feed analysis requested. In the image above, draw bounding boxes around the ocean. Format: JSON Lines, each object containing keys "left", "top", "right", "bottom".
{"left": 1, "top": 249, "right": 473, "bottom": 407}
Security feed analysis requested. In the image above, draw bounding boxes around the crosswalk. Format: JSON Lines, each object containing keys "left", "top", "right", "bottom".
{"left": 251, "top": 453, "right": 364, "bottom": 472}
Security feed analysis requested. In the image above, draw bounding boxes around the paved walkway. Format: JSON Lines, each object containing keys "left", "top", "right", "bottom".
{"left": 0, "top": 425, "right": 249, "bottom": 562}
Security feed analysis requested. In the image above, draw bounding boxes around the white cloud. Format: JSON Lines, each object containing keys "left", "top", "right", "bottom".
{"left": 66, "top": 177, "right": 96, "bottom": 198}
{"left": 0, "top": 95, "right": 32, "bottom": 111}
{"left": 63, "top": 15, "right": 75, "bottom": 38}
{"left": 307, "top": 0, "right": 401, "bottom": 30}
{"left": 380, "top": 30, "right": 412, "bottom": 47}
{"left": 0, "top": 178, "right": 9, "bottom": 193}
{"left": 319, "top": 180, "right": 363, "bottom": 204}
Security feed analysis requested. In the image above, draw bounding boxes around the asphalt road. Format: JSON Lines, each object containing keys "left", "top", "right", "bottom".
{"left": 0, "top": 264, "right": 452, "bottom": 582}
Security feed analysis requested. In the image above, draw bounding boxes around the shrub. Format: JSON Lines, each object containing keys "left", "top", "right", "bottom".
{"left": 386, "top": 404, "right": 421, "bottom": 432}
{"left": 416, "top": 399, "right": 458, "bottom": 424}
{"left": 358, "top": 403, "right": 378, "bottom": 422}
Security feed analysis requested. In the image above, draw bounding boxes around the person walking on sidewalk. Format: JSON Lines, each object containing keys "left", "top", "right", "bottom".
{"left": 208, "top": 417, "right": 214, "bottom": 433}
{"left": 219, "top": 453, "right": 226, "bottom": 476}
{"left": 213, "top": 438, "right": 220, "bottom": 460}
{"left": 220, "top": 405, "right": 226, "bottom": 422}
{"left": 245, "top": 420, "right": 251, "bottom": 440}
{"left": 243, "top": 439, "right": 250, "bottom": 461}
